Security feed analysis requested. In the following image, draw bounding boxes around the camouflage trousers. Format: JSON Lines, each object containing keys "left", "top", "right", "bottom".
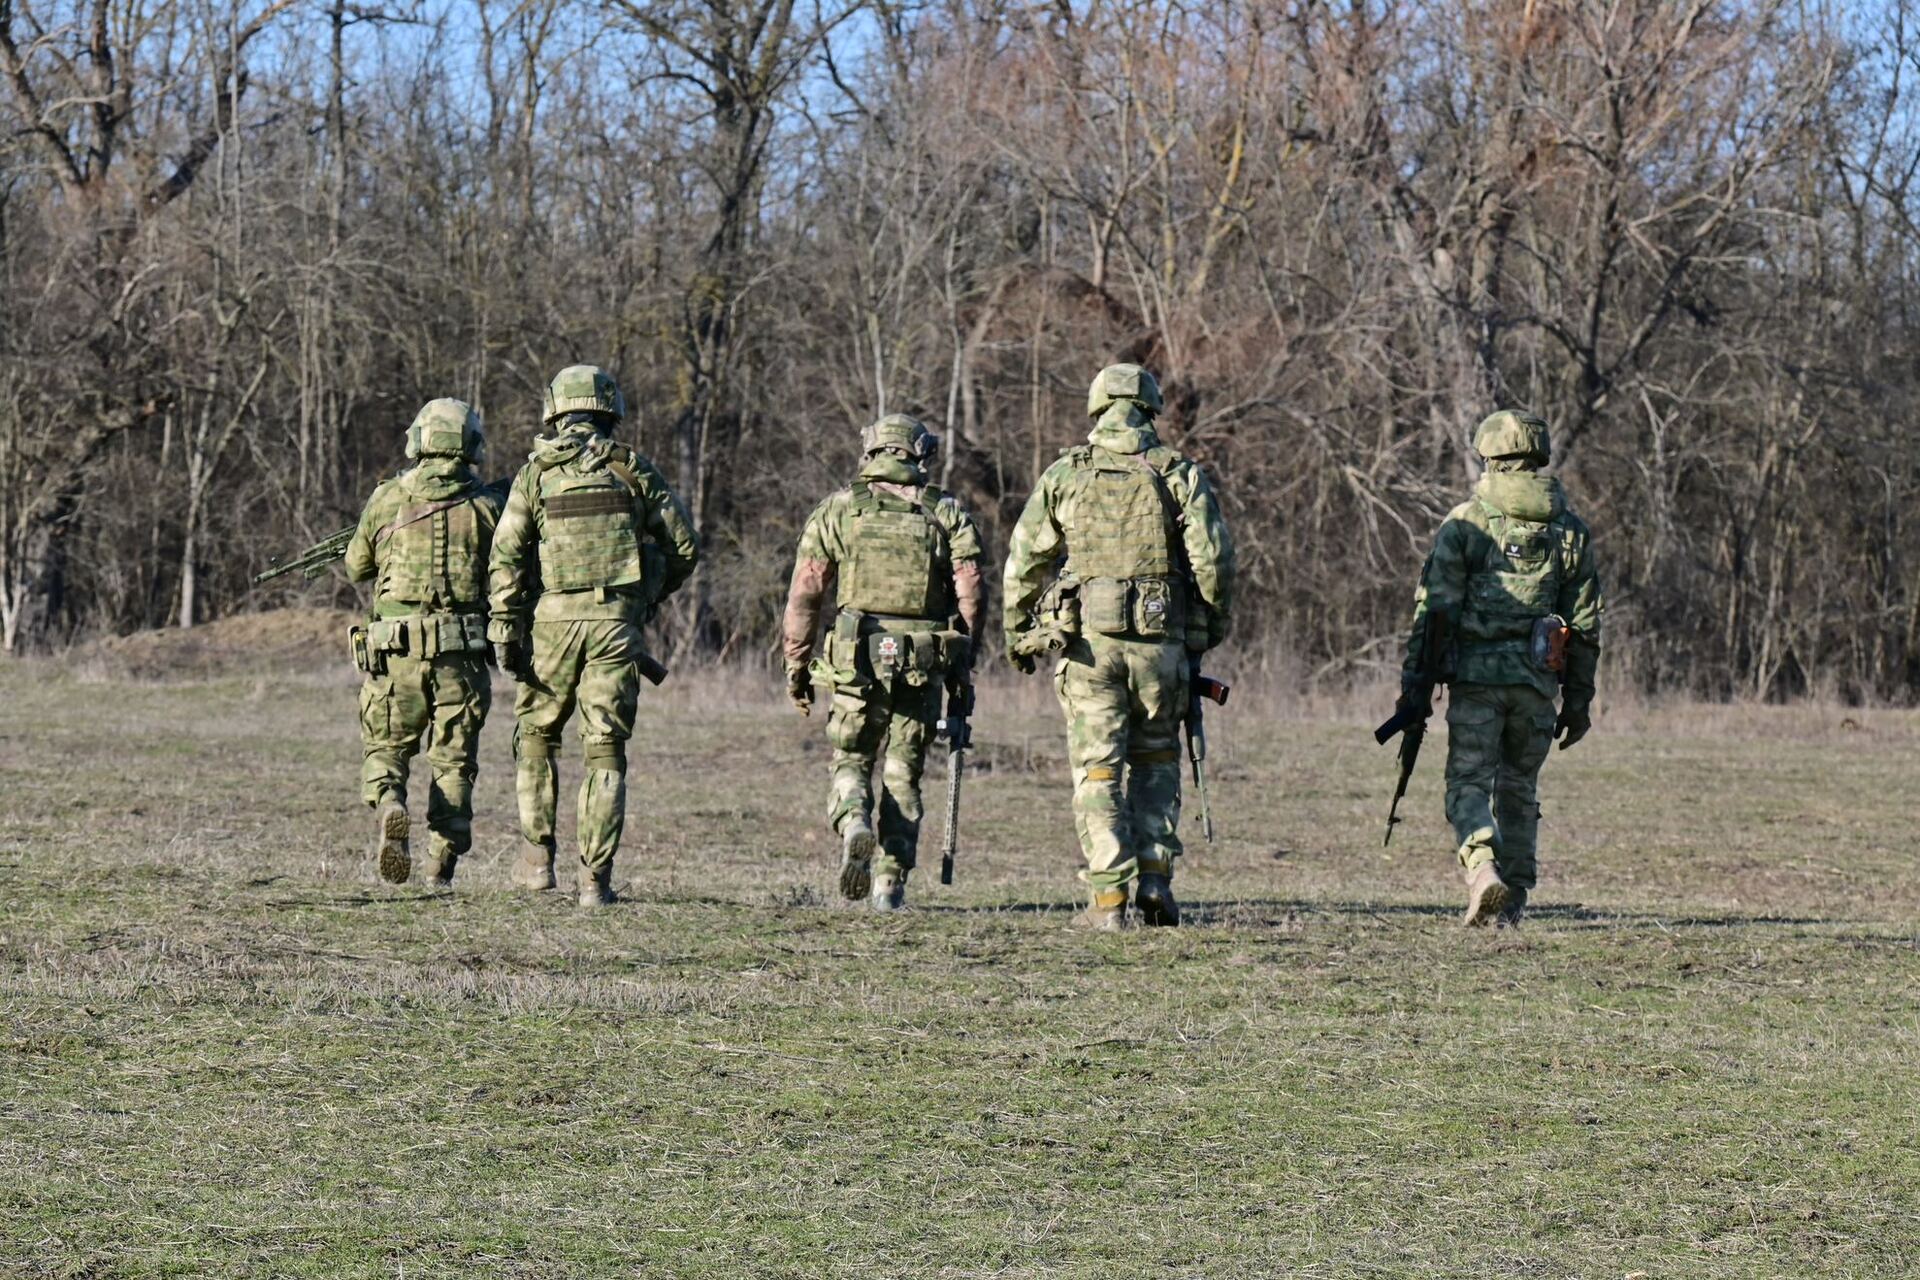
{"left": 825, "top": 670, "right": 943, "bottom": 880}
{"left": 359, "top": 650, "right": 491, "bottom": 864}
{"left": 513, "top": 618, "right": 646, "bottom": 876}
{"left": 1444, "top": 682, "right": 1556, "bottom": 891}
{"left": 1052, "top": 634, "right": 1188, "bottom": 892}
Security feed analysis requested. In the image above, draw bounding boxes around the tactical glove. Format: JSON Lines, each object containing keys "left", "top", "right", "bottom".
{"left": 1005, "top": 628, "right": 1035, "bottom": 675}
{"left": 493, "top": 640, "right": 530, "bottom": 682}
{"left": 786, "top": 663, "right": 814, "bottom": 716}
{"left": 1554, "top": 702, "right": 1591, "bottom": 751}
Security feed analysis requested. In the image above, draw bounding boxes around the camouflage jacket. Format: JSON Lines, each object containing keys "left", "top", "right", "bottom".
{"left": 782, "top": 453, "right": 987, "bottom": 669}
{"left": 344, "top": 458, "right": 504, "bottom": 620}
{"left": 1002, "top": 407, "right": 1235, "bottom": 653}
{"left": 487, "top": 424, "right": 700, "bottom": 627}
{"left": 1404, "top": 467, "right": 1604, "bottom": 706}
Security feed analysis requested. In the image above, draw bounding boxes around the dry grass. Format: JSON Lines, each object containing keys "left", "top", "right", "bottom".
{"left": 1, "top": 659, "right": 1916, "bottom": 1279}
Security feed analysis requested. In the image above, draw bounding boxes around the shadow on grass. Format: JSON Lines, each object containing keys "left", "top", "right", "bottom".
{"left": 917, "top": 897, "right": 1876, "bottom": 932}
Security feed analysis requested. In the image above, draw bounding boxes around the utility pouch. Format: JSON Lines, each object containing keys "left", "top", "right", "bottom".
{"left": 461, "top": 612, "right": 490, "bottom": 652}
{"left": 368, "top": 618, "right": 411, "bottom": 658}
{"left": 1531, "top": 614, "right": 1571, "bottom": 676}
{"left": 349, "top": 625, "right": 378, "bottom": 675}
{"left": 813, "top": 610, "right": 871, "bottom": 688}
{"left": 426, "top": 613, "right": 489, "bottom": 657}
{"left": 1131, "top": 578, "right": 1180, "bottom": 640}
{"left": 1082, "top": 577, "right": 1131, "bottom": 636}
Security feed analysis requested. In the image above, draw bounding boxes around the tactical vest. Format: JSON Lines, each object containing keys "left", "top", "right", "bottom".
{"left": 1060, "top": 446, "right": 1180, "bottom": 581}
{"left": 836, "top": 482, "right": 950, "bottom": 619}
{"left": 379, "top": 489, "right": 490, "bottom": 611}
{"left": 1463, "top": 500, "right": 1569, "bottom": 639}
{"left": 536, "top": 465, "right": 644, "bottom": 593}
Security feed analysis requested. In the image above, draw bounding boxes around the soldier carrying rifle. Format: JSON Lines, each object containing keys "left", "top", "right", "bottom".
{"left": 1002, "top": 364, "right": 1235, "bottom": 931}
{"left": 1384, "top": 410, "right": 1605, "bottom": 927}
{"left": 781, "top": 415, "right": 987, "bottom": 912}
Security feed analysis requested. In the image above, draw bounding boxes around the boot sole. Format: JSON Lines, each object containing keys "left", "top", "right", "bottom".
{"left": 376, "top": 807, "right": 411, "bottom": 885}
{"left": 1463, "top": 876, "right": 1509, "bottom": 928}
{"left": 839, "top": 831, "right": 876, "bottom": 901}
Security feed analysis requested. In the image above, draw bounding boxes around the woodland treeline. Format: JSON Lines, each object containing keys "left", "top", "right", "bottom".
{"left": 3, "top": 0, "right": 1917, "bottom": 700}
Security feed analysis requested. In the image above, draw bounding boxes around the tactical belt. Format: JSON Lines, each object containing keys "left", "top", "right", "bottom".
{"left": 367, "top": 612, "right": 489, "bottom": 660}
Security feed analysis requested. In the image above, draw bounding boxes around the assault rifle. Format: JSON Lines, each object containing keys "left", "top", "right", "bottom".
{"left": 254, "top": 527, "right": 355, "bottom": 584}
{"left": 1187, "top": 656, "right": 1230, "bottom": 843}
{"left": 1375, "top": 606, "right": 1454, "bottom": 846}
{"left": 937, "top": 676, "right": 972, "bottom": 885}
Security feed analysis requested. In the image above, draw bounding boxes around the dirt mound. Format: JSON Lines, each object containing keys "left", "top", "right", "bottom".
{"left": 76, "top": 606, "right": 359, "bottom": 679}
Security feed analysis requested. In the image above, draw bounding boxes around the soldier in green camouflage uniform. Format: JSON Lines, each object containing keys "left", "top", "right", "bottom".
{"left": 343, "top": 399, "right": 503, "bottom": 887}
{"left": 1003, "top": 365, "right": 1234, "bottom": 930}
{"left": 487, "top": 366, "right": 700, "bottom": 908}
{"left": 1401, "top": 410, "right": 1604, "bottom": 926}
{"left": 782, "top": 415, "right": 986, "bottom": 911}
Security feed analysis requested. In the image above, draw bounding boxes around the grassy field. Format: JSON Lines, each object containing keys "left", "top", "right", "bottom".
{"left": 2, "top": 660, "right": 1916, "bottom": 1278}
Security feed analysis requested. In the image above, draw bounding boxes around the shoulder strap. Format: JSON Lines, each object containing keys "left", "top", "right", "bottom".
{"left": 916, "top": 484, "right": 952, "bottom": 561}
{"left": 605, "top": 458, "right": 641, "bottom": 494}
{"left": 374, "top": 490, "right": 476, "bottom": 546}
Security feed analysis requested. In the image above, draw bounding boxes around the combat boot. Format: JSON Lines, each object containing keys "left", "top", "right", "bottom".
{"left": 1463, "top": 860, "right": 1510, "bottom": 928}
{"left": 511, "top": 839, "right": 556, "bottom": 891}
{"left": 869, "top": 873, "right": 907, "bottom": 913}
{"left": 578, "top": 863, "right": 618, "bottom": 909}
{"left": 838, "top": 819, "right": 876, "bottom": 901}
{"left": 421, "top": 851, "right": 458, "bottom": 890}
{"left": 1497, "top": 886, "right": 1529, "bottom": 928}
{"left": 1076, "top": 886, "right": 1129, "bottom": 932}
{"left": 374, "top": 800, "right": 411, "bottom": 885}
{"left": 1134, "top": 871, "right": 1179, "bottom": 928}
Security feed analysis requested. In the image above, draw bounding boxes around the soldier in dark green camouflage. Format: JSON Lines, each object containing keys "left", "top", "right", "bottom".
{"left": 343, "top": 399, "right": 503, "bottom": 888}
{"left": 487, "top": 366, "right": 701, "bottom": 908}
{"left": 1002, "top": 365, "right": 1234, "bottom": 930}
{"left": 782, "top": 416, "right": 986, "bottom": 911}
{"left": 1401, "top": 410, "right": 1605, "bottom": 927}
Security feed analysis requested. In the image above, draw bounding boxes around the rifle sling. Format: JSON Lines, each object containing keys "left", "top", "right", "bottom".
{"left": 374, "top": 495, "right": 472, "bottom": 546}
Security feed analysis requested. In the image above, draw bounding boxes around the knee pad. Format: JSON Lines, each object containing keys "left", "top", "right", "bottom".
{"left": 583, "top": 740, "right": 626, "bottom": 771}
{"left": 515, "top": 727, "right": 556, "bottom": 762}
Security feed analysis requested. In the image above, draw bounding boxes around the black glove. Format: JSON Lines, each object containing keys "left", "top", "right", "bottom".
{"left": 786, "top": 664, "right": 814, "bottom": 716}
{"left": 493, "top": 639, "right": 529, "bottom": 681}
{"left": 1554, "top": 702, "right": 1591, "bottom": 751}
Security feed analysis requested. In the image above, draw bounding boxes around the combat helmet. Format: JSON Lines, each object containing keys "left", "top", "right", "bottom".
{"left": 405, "top": 398, "right": 485, "bottom": 465}
{"left": 1086, "top": 363, "right": 1164, "bottom": 418}
{"left": 542, "top": 365, "right": 626, "bottom": 425}
{"left": 860, "top": 413, "right": 939, "bottom": 468}
{"left": 1472, "top": 409, "right": 1551, "bottom": 467}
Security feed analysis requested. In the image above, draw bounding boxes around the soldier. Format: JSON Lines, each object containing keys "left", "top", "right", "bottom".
{"left": 1400, "top": 409, "right": 1604, "bottom": 926}
{"left": 487, "top": 365, "right": 700, "bottom": 908}
{"left": 1003, "top": 364, "right": 1234, "bottom": 930}
{"left": 343, "top": 398, "right": 502, "bottom": 888}
{"left": 781, "top": 415, "right": 986, "bottom": 911}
